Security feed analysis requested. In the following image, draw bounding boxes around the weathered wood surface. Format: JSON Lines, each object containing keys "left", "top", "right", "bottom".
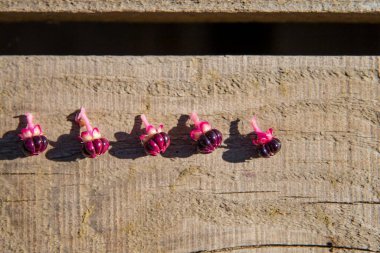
{"left": 0, "top": 56, "right": 379, "bottom": 252}
{"left": 1, "top": 0, "right": 380, "bottom": 22}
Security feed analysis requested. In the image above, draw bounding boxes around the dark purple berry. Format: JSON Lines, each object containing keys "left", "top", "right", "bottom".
{"left": 22, "top": 135, "right": 49, "bottom": 156}
{"left": 197, "top": 129, "right": 222, "bottom": 154}
{"left": 82, "top": 146, "right": 92, "bottom": 157}
{"left": 143, "top": 132, "right": 170, "bottom": 156}
{"left": 259, "top": 138, "right": 281, "bottom": 158}
{"left": 100, "top": 138, "right": 110, "bottom": 154}
{"left": 83, "top": 141, "right": 96, "bottom": 158}
{"left": 23, "top": 138, "right": 35, "bottom": 155}
{"left": 33, "top": 135, "right": 48, "bottom": 153}
{"left": 82, "top": 137, "right": 110, "bottom": 158}
{"left": 93, "top": 139, "right": 103, "bottom": 155}
{"left": 144, "top": 139, "right": 160, "bottom": 156}
{"left": 19, "top": 113, "right": 48, "bottom": 156}
{"left": 76, "top": 108, "right": 110, "bottom": 158}
{"left": 250, "top": 116, "right": 281, "bottom": 158}
{"left": 152, "top": 134, "right": 164, "bottom": 150}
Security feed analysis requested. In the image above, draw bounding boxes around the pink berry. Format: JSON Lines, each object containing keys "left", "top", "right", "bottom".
{"left": 19, "top": 113, "right": 48, "bottom": 156}
{"left": 250, "top": 116, "right": 281, "bottom": 158}
{"left": 76, "top": 107, "right": 109, "bottom": 158}
{"left": 190, "top": 112, "right": 222, "bottom": 154}
{"left": 140, "top": 115, "right": 170, "bottom": 156}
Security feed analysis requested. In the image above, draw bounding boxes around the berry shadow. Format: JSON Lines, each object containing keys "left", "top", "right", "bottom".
{"left": 161, "top": 114, "right": 197, "bottom": 159}
{"left": 222, "top": 119, "right": 260, "bottom": 163}
{"left": 45, "top": 110, "right": 85, "bottom": 162}
{"left": 109, "top": 115, "right": 146, "bottom": 159}
{"left": 0, "top": 115, "right": 28, "bottom": 160}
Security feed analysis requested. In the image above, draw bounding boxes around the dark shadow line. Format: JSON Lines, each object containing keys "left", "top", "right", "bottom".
{"left": 303, "top": 201, "right": 380, "bottom": 205}
{"left": 1, "top": 199, "right": 46, "bottom": 203}
{"left": 214, "top": 190, "right": 279, "bottom": 194}
{"left": 0, "top": 22, "right": 380, "bottom": 55}
{"left": 191, "top": 243, "right": 376, "bottom": 253}
{"left": 281, "top": 195, "right": 316, "bottom": 199}
{"left": 0, "top": 172, "right": 74, "bottom": 175}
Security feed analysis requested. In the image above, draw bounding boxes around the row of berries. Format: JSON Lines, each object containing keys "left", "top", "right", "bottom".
{"left": 19, "top": 108, "right": 281, "bottom": 158}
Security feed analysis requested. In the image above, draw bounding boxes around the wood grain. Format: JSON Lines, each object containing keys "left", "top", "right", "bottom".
{"left": 1, "top": 0, "right": 380, "bottom": 22}
{"left": 0, "top": 56, "right": 379, "bottom": 252}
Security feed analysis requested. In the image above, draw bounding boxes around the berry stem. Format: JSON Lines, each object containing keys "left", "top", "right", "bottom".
{"left": 250, "top": 116, "right": 263, "bottom": 133}
{"left": 77, "top": 107, "right": 93, "bottom": 132}
{"left": 190, "top": 112, "right": 200, "bottom": 127}
{"left": 140, "top": 114, "right": 150, "bottom": 128}
{"left": 26, "top": 113, "right": 35, "bottom": 129}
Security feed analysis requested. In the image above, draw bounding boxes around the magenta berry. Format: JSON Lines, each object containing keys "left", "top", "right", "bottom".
{"left": 75, "top": 107, "right": 109, "bottom": 158}
{"left": 250, "top": 116, "right": 281, "bottom": 158}
{"left": 190, "top": 112, "right": 222, "bottom": 154}
{"left": 139, "top": 114, "right": 170, "bottom": 156}
{"left": 18, "top": 113, "right": 48, "bottom": 156}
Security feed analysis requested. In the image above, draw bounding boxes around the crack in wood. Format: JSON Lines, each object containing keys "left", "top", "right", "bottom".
{"left": 0, "top": 172, "right": 74, "bottom": 175}
{"left": 191, "top": 243, "right": 377, "bottom": 252}
{"left": 214, "top": 191, "right": 279, "bottom": 195}
{"left": 282, "top": 195, "right": 316, "bottom": 199}
{"left": 303, "top": 201, "right": 380, "bottom": 205}
{"left": 1, "top": 199, "right": 45, "bottom": 203}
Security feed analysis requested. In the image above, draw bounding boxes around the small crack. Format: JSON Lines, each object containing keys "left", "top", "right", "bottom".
{"left": 0, "top": 172, "right": 74, "bottom": 176}
{"left": 303, "top": 201, "right": 380, "bottom": 205}
{"left": 282, "top": 195, "right": 316, "bottom": 199}
{"left": 191, "top": 243, "right": 377, "bottom": 253}
{"left": 214, "top": 191, "right": 279, "bottom": 195}
{"left": 1, "top": 199, "right": 45, "bottom": 203}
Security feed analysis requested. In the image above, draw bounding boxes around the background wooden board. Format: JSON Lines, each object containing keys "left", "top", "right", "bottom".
{"left": 1, "top": 0, "right": 380, "bottom": 22}
{"left": 0, "top": 56, "right": 379, "bottom": 252}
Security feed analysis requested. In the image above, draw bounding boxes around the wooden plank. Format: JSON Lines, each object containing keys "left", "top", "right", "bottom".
{"left": 0, "top": 56, "right": 379, "bottom": 252}
{"left": 1, "top": 0, "right": 380, "bottom": 22}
